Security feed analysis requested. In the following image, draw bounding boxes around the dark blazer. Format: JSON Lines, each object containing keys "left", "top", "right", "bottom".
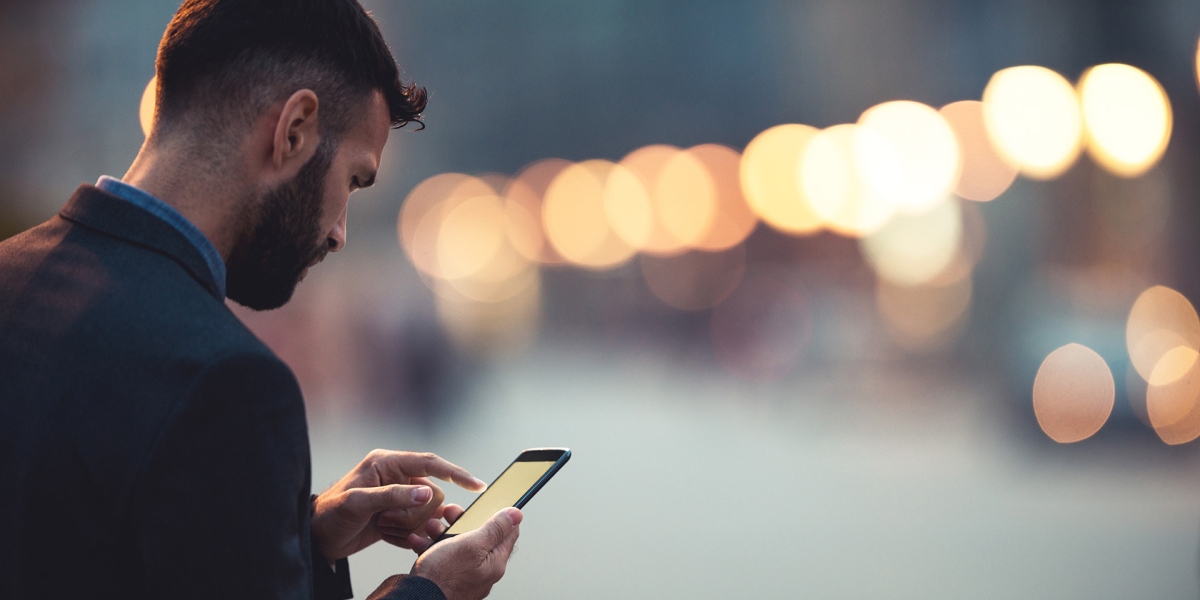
{"left": 0, "top": 185, "right": 444, "bottom": 600}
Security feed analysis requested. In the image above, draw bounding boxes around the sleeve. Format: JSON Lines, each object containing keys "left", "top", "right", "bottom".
{"left": 132, "top": 352, "right": 314, "bottom": 599}
{"left": 366, "top": 576, "right": 447, "bottom": 600}
{"left": 311, "top": 495, "right": 354, "bottom": 600}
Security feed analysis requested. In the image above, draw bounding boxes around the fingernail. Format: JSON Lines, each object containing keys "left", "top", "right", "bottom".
{"left": 504, "top": 508, "right": 522, "bottom": 526}
{"left": 472, "top": 477, "right": 487, "bottom": 489}
{"left": 412, "top": 486, "right": 431, "bottom": 503}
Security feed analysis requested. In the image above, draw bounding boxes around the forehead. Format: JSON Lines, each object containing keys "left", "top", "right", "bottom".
{"left": 338, "top": 91, "right": 390, "bottom": 161}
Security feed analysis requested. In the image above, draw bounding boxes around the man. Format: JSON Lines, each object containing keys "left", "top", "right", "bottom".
{"left": 0, "top": 1, "right": 521, "bottom": 599}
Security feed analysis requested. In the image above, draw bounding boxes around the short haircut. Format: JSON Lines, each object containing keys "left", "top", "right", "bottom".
{"left": 152, "top": 0, "right": 426, "bottom": 150}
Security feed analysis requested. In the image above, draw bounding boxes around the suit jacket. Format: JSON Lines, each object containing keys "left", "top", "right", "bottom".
{"left": 0, "top": 185, "right": 445, "bottom": 600}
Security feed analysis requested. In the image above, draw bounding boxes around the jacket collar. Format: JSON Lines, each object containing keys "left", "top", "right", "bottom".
{"left": 58, "top": 184, "right": 223, "bottom": 300}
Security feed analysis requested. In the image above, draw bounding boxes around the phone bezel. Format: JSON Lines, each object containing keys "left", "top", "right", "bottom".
{"left": 433, "top": 447, "right": 570, "bottom": 543}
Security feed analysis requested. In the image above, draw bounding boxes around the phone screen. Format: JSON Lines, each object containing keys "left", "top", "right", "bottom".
{"left": 444, "top": 460, "right": 557, "bottom": 535}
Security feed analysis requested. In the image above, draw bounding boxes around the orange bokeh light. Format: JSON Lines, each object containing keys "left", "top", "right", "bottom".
{"left": 400, "top": 174, "right": 494, "bottom": 278}
{"left": 688, "top": 144, "right": 758, "bottom": 251}
{"left": 654, "top": 150, "right": 718, "bottom": 249}
{"left": 140, "top": 76, "right": 156, "bottom": 137}
{"left": 436, "top": 194, "right": 508, "bottom": 280}
{"left": 543, "top": 160, "right": 637, "bottom": 270}
{"left": 939, "top": 100, "right": 1018, "bottom": 202}
{"left": 1126, "top": 285, "right": 1200, "bottom": 385}
{"left": 1032, "top": 343, "right": 1115, "bottom": 443}
{"left": 740, "top": 124, "right": 824, "bottom": 235}
{"left": 615, "top": 145, "right": 681, "bottom": 254}
{"left": 505, "top": 158, "right": 572, "bottom": 265}
{"left": 1146, "top": 357, "right": 1200, "bottom": 445}
{"left": 398, "top": 171, "right": 545, "bottom": 354}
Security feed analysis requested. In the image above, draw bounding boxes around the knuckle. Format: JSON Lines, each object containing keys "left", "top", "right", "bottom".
{"left": 343, "top": 488, "right": 368, "bottom": 507}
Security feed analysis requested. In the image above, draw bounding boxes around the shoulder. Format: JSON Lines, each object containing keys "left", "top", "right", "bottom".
{"left": 3, "top": 210, "right": 299, "bottom": 421}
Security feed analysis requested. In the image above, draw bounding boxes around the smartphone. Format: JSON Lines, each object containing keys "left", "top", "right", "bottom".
{"left": 435, "top": 448, "right": 571, "bottom": 543}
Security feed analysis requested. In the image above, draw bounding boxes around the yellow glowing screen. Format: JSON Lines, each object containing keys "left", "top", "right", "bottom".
{"left": 445, "top": 461, "right": 556, "bottom": 535}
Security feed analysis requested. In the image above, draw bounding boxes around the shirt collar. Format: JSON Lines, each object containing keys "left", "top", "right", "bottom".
{"left": 95, "top": 176, "right": 227, "bottom": 299}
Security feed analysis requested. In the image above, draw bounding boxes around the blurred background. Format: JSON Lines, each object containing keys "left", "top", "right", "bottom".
{"left": 5, "top": 0, "right": 1200, "bottom": 597}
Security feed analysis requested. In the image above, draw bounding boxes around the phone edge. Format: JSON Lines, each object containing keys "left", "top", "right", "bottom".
{"left": 431, "top": 448, "right": 570, "bottom": 545}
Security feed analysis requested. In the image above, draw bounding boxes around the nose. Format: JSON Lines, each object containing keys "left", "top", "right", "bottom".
{"left": 326, "top": 206, "right": 348, "bottom": 252}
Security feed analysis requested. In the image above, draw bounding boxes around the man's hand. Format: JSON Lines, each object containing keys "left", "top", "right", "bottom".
{"left": 412, "top": 508, "right": 522, "bottom": 600}
{"left": 312, "top": 450, "right": 486, "bottom": 561}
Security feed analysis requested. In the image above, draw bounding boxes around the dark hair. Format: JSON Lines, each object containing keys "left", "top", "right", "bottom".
{"left": 153, "top": 0, "right": 426, "bottom": 149}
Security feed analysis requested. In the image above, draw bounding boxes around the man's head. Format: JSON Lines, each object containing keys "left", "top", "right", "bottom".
{"left": 148, "top": 0, "right": 425, "bottom": 310}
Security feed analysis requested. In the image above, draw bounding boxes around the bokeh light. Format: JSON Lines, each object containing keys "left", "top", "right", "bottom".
{"left": 1146, "top": 357, "right": 1200, "bottom": 445}
{"left": 855, "top": 100, "right": 960, "bottom": 214}
{"left": 397, "top": 171, "right": 545, "bottom": 355}
{"left": 436, "top": 194, "right": 508, "bottom": 280}
{"left": 140, "top": 76, "right": 156, "bottom": 137}
{"left": 860, "top": 196, "right": 962, "bottom": 286}
{"left": 939, "top": 100, "right": 1018, "bottom": 201}
{"left": 688, "top": 144, "right": 758, "bottom": 251}
{"left": 399, "top": 173, "right": 495, "bottom": 278}
{"left": 1125, "top": 285, "right": 1200, "bottom": 385}
{"left": 602, "top": 158, "right": 655, "bottom": 250}
{"left": 505, "top": 158, "right": 572, "bottom": 265}
{"left": 640, "top": 245, "right": 746, "bottom": 311}
{"left": 710, "top": 267, "right": 809, "bottom": 379}
{"left": 1078, "top": 63, "right": 1172, "bottom": 178}
{"left": 800, "top": 124, "right": 895, "bottom": 237}
{"left": 740, "top": 124, "right": 824, "bottom": 235}
{"left": 543, "top": 160, "right": 637, "bottom": 269}
{"left": 875, "top": 269, "right": 972, "bottom": 352}
{"left": 1032, "top": 343, "right": 1115, "bottom": 443}
{"left": 982, "top": 65, "right": 1083, "bottom": 179}
{"left": 616, "top": 145, "right": 686, "bottom": 254}
{"left": 654, "top": 149, "right": 718, "bottom": 248}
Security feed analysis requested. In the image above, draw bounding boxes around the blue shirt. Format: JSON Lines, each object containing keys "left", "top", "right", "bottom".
{"left": 96, "top": 176, "right": 227, "bottom": 298}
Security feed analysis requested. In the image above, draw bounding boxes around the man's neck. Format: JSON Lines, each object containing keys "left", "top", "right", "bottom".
{"left": 122, "top": 144, "right": 244, "bottom": 261}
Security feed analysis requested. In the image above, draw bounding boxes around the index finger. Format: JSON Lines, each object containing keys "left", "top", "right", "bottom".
{"left": 370, "top": 451, "right": 486, "bottom": 492}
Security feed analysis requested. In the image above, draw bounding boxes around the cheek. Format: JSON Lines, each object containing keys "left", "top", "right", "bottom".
{"left": 319, "top": 179, "right": 350, "bottom": 229}
{"left": 325, "top": 191, "right": 348, "bottom": 219}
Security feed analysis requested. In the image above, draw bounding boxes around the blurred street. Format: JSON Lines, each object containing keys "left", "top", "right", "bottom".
{"left": 312, "top": 344, "right": 1200, "bottom": 599}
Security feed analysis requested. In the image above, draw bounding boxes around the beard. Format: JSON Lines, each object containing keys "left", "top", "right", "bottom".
{"left": 225, "top": 139, "right": 335, "bottom": 311}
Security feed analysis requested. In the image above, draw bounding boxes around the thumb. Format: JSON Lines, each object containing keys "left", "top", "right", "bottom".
{"left": 345, "top": 484, "right": 432, "bottom": 516}
{"left": 465, "top": 507, "right": 522, "bottom": 549}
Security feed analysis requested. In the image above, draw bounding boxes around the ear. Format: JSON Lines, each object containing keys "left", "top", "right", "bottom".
{"left": 270, "top": 89, "right": 321, "bottom": 179}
